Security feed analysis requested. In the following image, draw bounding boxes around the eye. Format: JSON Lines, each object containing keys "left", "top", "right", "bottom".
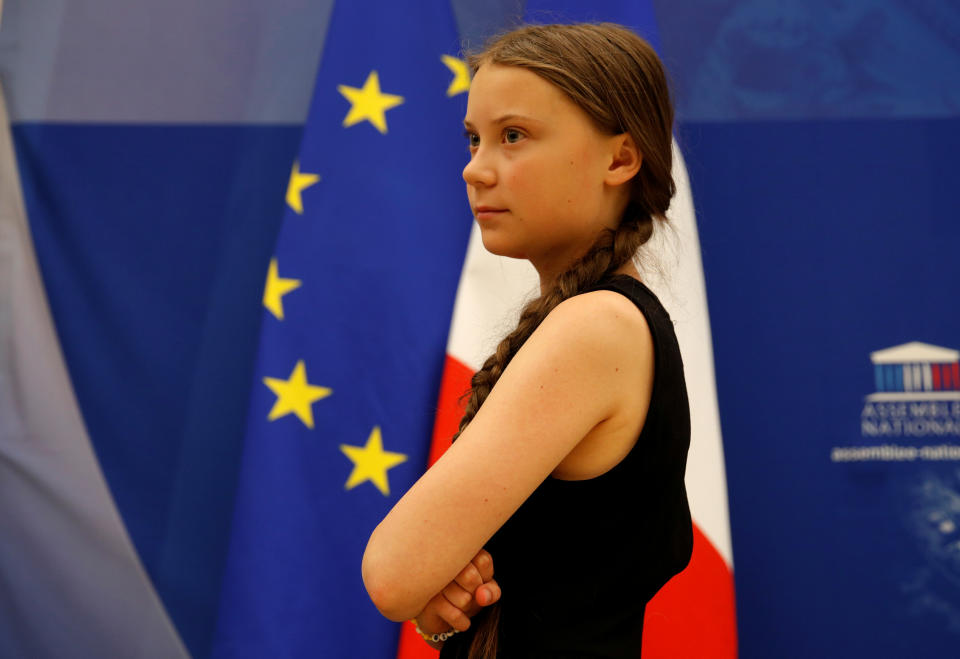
{"left": 503, "top": 128, "right": 525, "bottom": 144}
{"left": 464, "top": 130, "right": 480, "bottom": 149}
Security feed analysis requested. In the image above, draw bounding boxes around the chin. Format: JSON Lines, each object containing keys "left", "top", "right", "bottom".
{"left": 478, "top": 229, "right": 527, "bottom": 260}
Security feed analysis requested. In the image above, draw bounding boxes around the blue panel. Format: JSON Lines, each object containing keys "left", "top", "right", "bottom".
{"left": 653, "top": 0, "right": 960, "bottom": 121}
{"left": 683, "top": 117, "right": 960, "bottom": 657}
{"left": 13, "top": 123, "right": 302, "bottom": 657}
{"left": 526, "top": 0, "right": 661, "bottom": 51}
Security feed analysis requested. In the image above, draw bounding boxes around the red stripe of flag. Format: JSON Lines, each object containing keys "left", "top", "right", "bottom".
{"left": 396, "top": 355, "right": 472, "bottom": 659}
{"left": 642, "top": 525, "right": 738, "bottom": 658}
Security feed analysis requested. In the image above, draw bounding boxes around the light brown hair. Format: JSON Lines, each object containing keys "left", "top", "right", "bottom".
{"left": 454, "top": 22, "right": 676, "bottom": 658}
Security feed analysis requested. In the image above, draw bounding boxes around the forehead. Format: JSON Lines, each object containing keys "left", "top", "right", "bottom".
{"left": 464, "top": 63, "right": 578, "bottom": 124}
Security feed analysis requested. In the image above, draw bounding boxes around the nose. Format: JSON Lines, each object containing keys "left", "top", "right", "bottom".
{"left": 462, "top": 149, "right": 496, "bottom": 188}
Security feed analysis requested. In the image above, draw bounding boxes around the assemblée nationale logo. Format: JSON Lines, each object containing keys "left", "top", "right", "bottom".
{"left": 861, "top": 342, "right": 960, "bottom": 438}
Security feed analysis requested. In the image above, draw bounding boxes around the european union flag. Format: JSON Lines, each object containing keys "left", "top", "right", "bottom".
{"left": 212, "top": 2, "right": 471, "bottom": 657}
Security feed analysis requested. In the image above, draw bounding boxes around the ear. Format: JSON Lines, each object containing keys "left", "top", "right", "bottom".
{"left": 604, "top": 133, "right": 642, "bottom": 187}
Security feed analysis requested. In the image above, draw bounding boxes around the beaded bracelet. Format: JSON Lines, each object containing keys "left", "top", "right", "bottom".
{"left": 411, "top": 618, "right": 460, "bottom": 643}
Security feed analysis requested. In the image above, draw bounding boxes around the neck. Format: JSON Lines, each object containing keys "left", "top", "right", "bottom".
{"left": 534, "top": 258, "right": 641, "bottom": 297}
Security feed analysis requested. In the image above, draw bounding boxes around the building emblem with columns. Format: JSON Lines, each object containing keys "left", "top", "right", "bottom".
{"left": 869, "top": 342, "right": 960, "bottom": 401}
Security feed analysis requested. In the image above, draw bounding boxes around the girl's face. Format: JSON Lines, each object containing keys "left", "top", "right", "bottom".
{"left": 462, "top": 64, "right": 630, "bottom": 276}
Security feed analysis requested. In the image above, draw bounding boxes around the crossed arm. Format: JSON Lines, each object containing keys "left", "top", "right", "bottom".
{"left": 362, "top": 290, "right": 652, "bottom": 625}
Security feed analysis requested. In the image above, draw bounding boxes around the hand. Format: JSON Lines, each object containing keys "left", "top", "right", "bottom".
{"left": 415, "top": 549, "right": 502, "bottom": 638}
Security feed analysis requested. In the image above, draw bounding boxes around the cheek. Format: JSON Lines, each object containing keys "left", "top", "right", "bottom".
{"left": 549, "top": 144, "right": 592, "bottom": 190}
{"left": 500, "top": 165, "right": 530, "bottom": 210}
{"left": 567, "top": 144, "right": 598, "bottom": 187}
{"left": 545, "top": 157, "right": 595, "bottom": 215}
{"left": 504, "top": 159, "right": 556, "bottom": 205}
{"left": 566, "top": 143, "right": 609, "bottom": 210}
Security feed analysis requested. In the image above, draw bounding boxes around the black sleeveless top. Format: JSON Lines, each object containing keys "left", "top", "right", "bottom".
{"left": 439, "top": 275, "right": 693, "bottom": 658}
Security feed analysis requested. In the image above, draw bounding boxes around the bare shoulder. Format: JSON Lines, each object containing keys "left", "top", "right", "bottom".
{"left": 508, "top": 285, "right": 655, "bottom": 428}
{"left": 539, "top": 289, "right": 656, "bottom": 479}
{"left": 534, "top": 287, "right": 653, "bottom": 358}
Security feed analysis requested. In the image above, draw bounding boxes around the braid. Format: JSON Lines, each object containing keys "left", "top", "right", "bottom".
{"left": 454, "top": 205, "right": 649, "bottom": 439}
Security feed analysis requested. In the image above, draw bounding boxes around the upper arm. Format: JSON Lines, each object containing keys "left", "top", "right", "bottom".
{"left": 361, "top": 290, "right": 652, "bottom": 620}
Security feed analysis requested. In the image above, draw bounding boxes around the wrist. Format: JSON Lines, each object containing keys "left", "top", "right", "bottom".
{"left": 411, "top": 618, "right": 460, "bottom": 643}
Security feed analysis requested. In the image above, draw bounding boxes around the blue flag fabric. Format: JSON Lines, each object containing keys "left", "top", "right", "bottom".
{"left": 211, "top": 2, "right": 471, "bottom": 657}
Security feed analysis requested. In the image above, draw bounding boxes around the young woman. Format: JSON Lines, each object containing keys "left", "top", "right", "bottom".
{"left": 362, "top": 23, "right": 693, "bottom": 658}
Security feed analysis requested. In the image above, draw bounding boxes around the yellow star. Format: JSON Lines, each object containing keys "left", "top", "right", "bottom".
{"left": 340, "top": 426, "right": 408, "bottom": 496}
{"left": 263, "top": 360, "right": 332, "bottom": 429}
{"left": 286, "top": 160, "right": 320, "bottom": 215}
{"left": 441, "top": 55, "right": 471, "bottom": 96}
{"left": 337, "top": 71, "right": 404, "bottom": 134}
{"left": 262, "top": 258, "right": 302, "bottom": 320}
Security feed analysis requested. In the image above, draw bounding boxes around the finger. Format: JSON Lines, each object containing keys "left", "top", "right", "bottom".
{"left": 436, "top": 594, "right": 473, "bottom": 632}
{"left": 453, "top": 562, "right": 484, "bottom": 595}
{"left": 416, "top": 595, "right": 449, "bottom": 633}
{"left": 476, "top": 579, "right": 501, "bottom": 607}
{"left": 442, "top": 581, "right": 474, "bottom": 612}
{"left": 471, "top": 549, "right": 494, "bottom": 583}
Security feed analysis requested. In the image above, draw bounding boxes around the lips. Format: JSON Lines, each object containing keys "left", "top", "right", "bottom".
{"left": 474, "top": 205, "right": 507, "bottom": 220}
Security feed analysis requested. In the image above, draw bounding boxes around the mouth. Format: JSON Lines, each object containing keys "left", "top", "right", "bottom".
{"left": 474, "top": 205, "right": 507, "bottom": 221}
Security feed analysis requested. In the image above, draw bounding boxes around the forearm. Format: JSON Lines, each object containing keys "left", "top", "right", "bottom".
{"left": 361, "top": 446, "right": 517, "bottom": 618}
{"left": 362, "top": 514, "right": 452, "bottom": 619}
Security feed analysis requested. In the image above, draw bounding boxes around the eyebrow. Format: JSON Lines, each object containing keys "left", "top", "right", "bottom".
{"left": 463, "top": 113, "right": 542, "bottom": 129}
